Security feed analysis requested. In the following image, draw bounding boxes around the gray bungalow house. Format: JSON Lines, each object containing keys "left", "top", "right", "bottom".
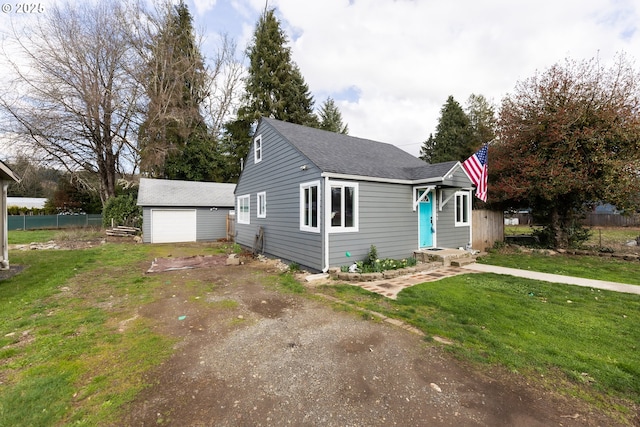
{"left": 234, "top": 118, "right": 474, "bottom": 272}
{"left": 138, "top": 178, "right": 236, "bottom": 243}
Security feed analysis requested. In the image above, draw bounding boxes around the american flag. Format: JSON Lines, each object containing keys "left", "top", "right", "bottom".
{"left": 462, "top": 145, "right": 489, "bottom": 202}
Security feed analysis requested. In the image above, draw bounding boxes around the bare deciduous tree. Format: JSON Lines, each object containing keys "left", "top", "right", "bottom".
{"left": 0, "top": 0, "right": 141, "bottom": 204}
{"left": 202, "top": 34, "right": 246, "bottom": 140}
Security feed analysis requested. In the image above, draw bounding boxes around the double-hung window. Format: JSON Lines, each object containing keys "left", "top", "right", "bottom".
{"left": 257, "top": 192, "right": 266, "bottom": 218}
{"left": 300, "top": 181, "right": 320, "bottom": 232}
{"left": 330, "top": 182, "right": 358, "bottom": 232}
{"left": 454, "top": 191, "right": 470, "bottom": 226}
{"left": 254, "top": 135, "right": 262, "bottom": 164}
{"left": 238, "top": 194, "right": 250, "bottom": 224}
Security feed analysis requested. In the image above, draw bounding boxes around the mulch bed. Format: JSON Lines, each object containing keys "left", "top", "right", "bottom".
{"left": 0, "top": 265, "right": 25, "bottom": 281}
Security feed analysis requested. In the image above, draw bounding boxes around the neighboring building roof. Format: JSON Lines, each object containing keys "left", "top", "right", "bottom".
{"left": 7, "top": 197, "right": 47, "bottom": 209}
{"left": 262, "top": 118, "right": 460, "bottom": 182}
{"left": 0, "top": 159, "right": 20, "bottom": 182}
{"left": 137, "top": 178, "right": 236, "bottom": 207}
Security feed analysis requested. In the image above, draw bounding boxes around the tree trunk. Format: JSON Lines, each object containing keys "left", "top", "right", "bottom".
{"left": 550, "top": 206, "right": 569, "bottom": 249}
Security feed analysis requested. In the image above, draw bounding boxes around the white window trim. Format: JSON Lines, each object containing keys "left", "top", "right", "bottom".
{"left": 300, "top": 181, "right": 320, "bottom": 233}
{"left": 254, "top": 134, "right": 262, "bottom": 164}
{"left": 329, "top": 181, "right": 359, "bottom": 233}
{"left": 237, "top": 194, "right": 250, "bottom": 224}
{"left": 454, "top": 191, "right": 471, "bottom": 227}
{"left": 257, "top": 191, "right": 266, "bottom": 218}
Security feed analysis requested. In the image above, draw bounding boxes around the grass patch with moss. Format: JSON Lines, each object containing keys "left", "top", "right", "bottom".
{"left": 318, "top": 272, "right": 640, "bottom": 421}
{"left": 0, "top": 244, "right": 174, "bottom": 427}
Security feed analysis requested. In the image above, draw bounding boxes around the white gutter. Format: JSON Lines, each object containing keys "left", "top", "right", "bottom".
{"left": 321, "top": 172, "right": 444, "bottom": 185}
{"left": 322, "top": 175, "right": 330, "bottom": 272}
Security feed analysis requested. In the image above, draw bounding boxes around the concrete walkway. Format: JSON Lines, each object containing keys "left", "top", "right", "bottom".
{"left": 341, "top": 263, "right": 640, "bottom": 299}
{"left": 462, "top": 263, "right": 640, "bottom": 295}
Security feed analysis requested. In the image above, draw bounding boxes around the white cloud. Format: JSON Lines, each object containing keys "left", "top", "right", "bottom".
{"left": 3, "top": 0, "right": 640, "bottom": 159}
{"left": 192, "top": 0, "right": 218, "bottom": 15}
{"left": 257, "top": 0, "right": 640, "bottom": 155}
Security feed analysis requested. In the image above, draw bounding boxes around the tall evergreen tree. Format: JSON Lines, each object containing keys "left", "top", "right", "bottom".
{"left": 139, "top": 0, "right": 215, "bottom": 180}
{"left": 419, "top": 133, "right": 436, "bottom": 163}
{"left": 466, "top": 94, "right": 496, "bottom": 149}
{"left": 420, "top": 96, "right": 474, "bottom": 163}
{"left": 223, "top": 7, "right": 318, "bottom": 182}
{"left": 241, "top": 8, "right": 317, "bottom": 126}
{"left": 318, "top": 97, "right": 349, "bottom": 134}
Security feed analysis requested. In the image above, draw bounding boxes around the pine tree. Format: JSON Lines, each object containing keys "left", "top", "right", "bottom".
{"left": 139, "top": 1, "right": 215, "bottom": 180}
{"left": 241, "top": 8, "right": 317, "bottom": 126}
{"left": 420, "top": 96, "right": 474, "bottom": 163}
{"left": 466, "top": 94, "right": 496, "bottom": 149}
{"left": 419, "top": 133, "right": 436, "bottom": 163}
{"left": 223, "top": 7, "right": 318, "bottom": 182}
{"left": 318, "top": 97, "right": 349, "bottom": 134}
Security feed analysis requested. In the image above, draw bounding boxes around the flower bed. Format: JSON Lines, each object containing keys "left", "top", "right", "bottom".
{"left": 329, "top": 261, "right": 442, "bottom": 282}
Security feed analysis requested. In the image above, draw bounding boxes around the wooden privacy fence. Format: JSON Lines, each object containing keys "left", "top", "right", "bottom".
{"left": 505, "top": 212, "right": 640, "bottom": 227}
{"left": 226, "top": 213, "right": 235, "bottom": 241}
{"left": 582, "top": 213, "right": 640, "bottom": 227}
{"left": 472, "top": 210, "right": 504, "bottom": 251}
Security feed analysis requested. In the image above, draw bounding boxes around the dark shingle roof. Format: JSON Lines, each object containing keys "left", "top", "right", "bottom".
{"left": 262, "top": 118, "right": 457, "bottom": 181}
{"left": 137, "top": 178, "right": 236, "bottom": 207}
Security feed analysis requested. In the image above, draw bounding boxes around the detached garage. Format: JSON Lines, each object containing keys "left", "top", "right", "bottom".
{"left": 137, "top": 178, "right": 236, "bottom": 244}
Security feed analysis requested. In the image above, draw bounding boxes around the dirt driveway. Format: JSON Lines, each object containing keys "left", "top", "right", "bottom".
{"left": 119, "top": 256, "right": 622, "bottom": 426}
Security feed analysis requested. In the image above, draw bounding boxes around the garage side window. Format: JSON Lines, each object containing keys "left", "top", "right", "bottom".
{"left": 300, "top": 181, "right": 320, "bottom": 233}
{"left": 257, "top": 192, "right": 266, "bottom": 218}
{"left": 238, "top": 194, "right": 250, "bottom": 224}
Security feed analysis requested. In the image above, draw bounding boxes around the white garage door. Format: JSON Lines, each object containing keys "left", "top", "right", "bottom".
{"left": 151, "top": 209, "right": 197, "bottom": 243}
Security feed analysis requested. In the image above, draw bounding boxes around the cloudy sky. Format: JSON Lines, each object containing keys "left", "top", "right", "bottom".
{"left": 2, "top": 0, "right": 639, "bottom": 158}
{"left": 186, "top": 0, "right": 640, "bottom": 156}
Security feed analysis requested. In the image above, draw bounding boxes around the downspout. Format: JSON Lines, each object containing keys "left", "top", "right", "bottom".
{"left": 322, "top": 176, "right": 330, "bottom": 272}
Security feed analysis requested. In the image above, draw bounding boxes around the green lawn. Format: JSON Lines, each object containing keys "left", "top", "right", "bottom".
{"left": 320, "top": 260, "right": 640, "bottom": 422}
{"left": 7, "top": 229, "right": 59, "bottom": 244}
{"left": 0, "top": 244, "right": 174, "bottom": 427}
{"left": 478, "top": 252, "right": 640, "bottom": 285}
{"left": 3, "top": 235, "right": 639, "bottom": 424}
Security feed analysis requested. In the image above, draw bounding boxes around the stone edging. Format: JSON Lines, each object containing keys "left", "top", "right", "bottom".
{"left": 327, "top": 261, "right": 442, "bottom": 282}
{"left": 560, "top": 249, "right": 640, "bottom": 261}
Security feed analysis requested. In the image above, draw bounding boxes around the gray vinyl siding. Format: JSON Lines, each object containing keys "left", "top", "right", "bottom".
{"left": 142, "top": 207, "right": 152, "bottom": 242}
{"left": 328, "top": 181, "right": 418, "bottom": 268}
{"left": 235, "top": 123, "right": 324, "bottom": 271}
{"left": 141, "top": 206, "right": 231, "bottom": 243}
{"left": 443, "top": 167, "right": 474, "bottom": 188}
{"left": 196, "top": 208, "right": 233, "bottom": 241}
{"left": 434, "top": 191, "right": 472, "bottom": 249}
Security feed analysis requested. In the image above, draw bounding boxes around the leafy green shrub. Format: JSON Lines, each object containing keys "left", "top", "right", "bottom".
{"left": 102, "top": 194, "right": 141, "bottom": 229}
{"left": 288, "top": 262, "right": 301, "bottom": 272}
{"left": 365, "top": 245, "right": 378, "bottom": 267}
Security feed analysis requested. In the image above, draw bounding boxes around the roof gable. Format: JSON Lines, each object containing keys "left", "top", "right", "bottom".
{"left": 137, "top": 178, "right": 236, "bottom": 207}
{"left": 0, "top": 159, "right": 19, "bottom": 182}
{"left": 259, "top": 118, "right": 464, "bottom": 182}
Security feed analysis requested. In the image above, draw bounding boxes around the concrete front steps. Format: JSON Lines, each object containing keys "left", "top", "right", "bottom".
{"left": 413, "top": 248, "right": 477, "bottom": 267}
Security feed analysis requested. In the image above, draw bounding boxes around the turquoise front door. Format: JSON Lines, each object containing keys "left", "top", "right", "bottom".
{"left": 419, "top": 190, "right": 433, "bottom": 248}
